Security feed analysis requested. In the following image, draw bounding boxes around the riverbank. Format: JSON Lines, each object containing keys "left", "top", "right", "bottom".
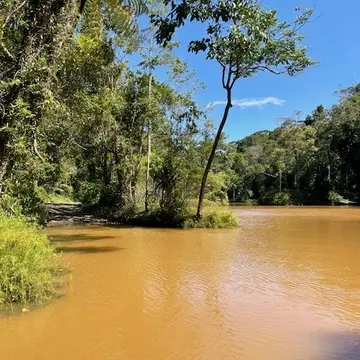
{"left": 230, "top": 192, "right": 358, "bottom": 206}
{"left": 0, "top": 216, "right": 58, "bottom": 309}
{"left": 46, "top": 201, "right": 239, "bottom": 229}
{"left": 46, "top": 203, "right": 108, "bottom": 225}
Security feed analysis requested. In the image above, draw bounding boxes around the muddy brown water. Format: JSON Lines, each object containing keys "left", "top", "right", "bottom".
{"left": 1, "top": 207, "right": 360, "bottom": 360}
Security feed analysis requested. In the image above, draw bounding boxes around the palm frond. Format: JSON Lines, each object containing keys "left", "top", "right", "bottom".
{"left": 122, "top": 0, "right": 148, "bottom": 16}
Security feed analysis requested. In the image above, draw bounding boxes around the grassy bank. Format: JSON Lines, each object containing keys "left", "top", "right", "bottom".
{"left": 98, "top": 200, "right": 239, "bottom": 229}
{"left": 0, "top": 215, "right": 58, "bottom": 308}
{"left": 182, "top": 200, "right": 239, "bottom": 228}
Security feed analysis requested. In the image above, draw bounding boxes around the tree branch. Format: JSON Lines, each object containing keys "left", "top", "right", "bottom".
{"left": 221, "top": 63, "right": 226, "bottom": 88}
{"left": 34, "top": 136, "right": 45, "bottom": 162}
{"left": 72, "top": 139, "right": 88, "bottom": 151}
{"left": 0, "top": 0, "right": 28, "bottom": 59}
{"left": 262, "top": 172, "right": 278, "bottom": 178}
{"left": 254, "top": 65, "right": 286, "bottom": 75}
{"left": 229, "top": 67, "right": 240, "bottom": 89}
{"left": 0, "top": 41, "right": 14, "bottom": 59}
{"left": 3, "top": 0, "right": 28, "bottom": 30}
{"left": 225, "top": 60, "right": 233, "bottom": 89}
{"left": 278, "top": 12, "right": 320, "bottom": 42}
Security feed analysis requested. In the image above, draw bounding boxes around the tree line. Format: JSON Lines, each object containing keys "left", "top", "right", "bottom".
{"left": 228, "top": 85, "right": 360, "bottom": 205}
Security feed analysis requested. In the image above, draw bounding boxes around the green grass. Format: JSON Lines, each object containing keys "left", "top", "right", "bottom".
{"left": 0, "top": 215, "right": 58, "bottom": 307}
{"left": 36, "top": 186, "right": 75, "bottom": 204}
{"left": 182, "top": 200, "right": 239, "bottom": 229}
{"left": 44, "top": 194, "right": 75, "bottom": 204}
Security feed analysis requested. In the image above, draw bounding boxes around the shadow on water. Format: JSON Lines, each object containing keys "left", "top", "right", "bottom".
{"left": 55, "top": 246, "right": 125, "bottom": 254}
{"left": 50, "top": 234, "right": 113, "bottom": 243}
{"left": 320, "top": 332, "right": 360, "bottom": 360}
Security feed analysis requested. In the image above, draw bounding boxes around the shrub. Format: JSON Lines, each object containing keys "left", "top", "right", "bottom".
{"left": 242, "top": 199, "right": 259, "bottom": 206}
{"left": 328, "top": 191, "right": 351, "bottom": 205}
{"left": 96, "top": 202, "right": 137, "bottom": 222}
{"left": 0, "top": 194, "right": 23, "bottom": 217}
{"left": 182, "top": 200, "right": 239, "bottom": 229}
{"left": 273, "top": 191, "right": 293, "bottom": 205}
{"left": 183, "top": 208, "right": 239, "bottom": 229}
{"left": 58, "top": 184, "right": 73, "bottom": 196}
{"left": 36, "top": 186, "right": 74, "bottom": 204}
{"left": 0, "top": 215, "right": 57, "bottom": 307}
{"left": 36, "top": 185, "right": 74, "bottom": 203}
{"left": 261, "top": 190, "right": 294, "bottom": 205}
{"left": 186, "top": 199, "right": 223, "bottom": 208}
{"left": 76, "top": 182, "right": 101, "bottom": 205}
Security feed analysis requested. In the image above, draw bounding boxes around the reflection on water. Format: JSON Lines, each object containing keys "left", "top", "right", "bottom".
{"left": 0, "top": 207, "right": 360, "bottom": 360}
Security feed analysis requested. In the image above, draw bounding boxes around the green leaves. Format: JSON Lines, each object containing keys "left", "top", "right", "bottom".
{"left": 153, "top": 1, "right": 315, "bottom": 88}
{"left": 229, "top": 84, "right": 360, "bottom": 205}
{"left": 123, "top": 0, "right": 148, "bottom": 16}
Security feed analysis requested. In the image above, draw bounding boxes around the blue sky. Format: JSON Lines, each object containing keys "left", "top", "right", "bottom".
{"left": 133, "top": 0, "right": 360, "bottom": 141}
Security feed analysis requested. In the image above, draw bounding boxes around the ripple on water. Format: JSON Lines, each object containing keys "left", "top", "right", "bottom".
{"left": 1, "top": 207, "right": 360, "bottom": 360}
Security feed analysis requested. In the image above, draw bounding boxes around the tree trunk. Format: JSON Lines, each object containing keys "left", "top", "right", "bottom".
{"left": 327, "top": 164, "right": 331, "bottom": 183}
{"left": 113, "top": 150, "right": 124, "bottom": 205}
{"left": 0, "top": 152, "right": 9, "bottom": 194}
{"left": 145, "top": 43, "right": 153, "bottom": 213}
{"left": 79, "top": 0, "right": 88, "bottom": 13}
{"left": 102, "top": 151, "right": 110, "bottom": 186}
{"left": 0, "top": 133, "right": 8, "bottom": 190}
{"left": 145, "top": 120, "right": 151, "bottom": 212}
{"left": 197, "top": 88, "right": 232, "bottom": 218}
{"left": 132, "top": 142, "right": 143, "bottom": 209}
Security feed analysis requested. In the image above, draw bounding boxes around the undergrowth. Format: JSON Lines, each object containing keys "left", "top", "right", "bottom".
{"left": 105, "top": 199, "right": 239, "bottom": 229}
{"left": 0, "top": 215, "right": 58, "bottom": 307}
{"left": 182, "top": 200, "right": 239, "bottom": 229}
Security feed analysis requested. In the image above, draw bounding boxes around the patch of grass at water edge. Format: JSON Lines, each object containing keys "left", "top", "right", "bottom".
{"left": 94, "top": 199, "right": 239, "bottom": 229}
{"left": 127, "top": 202, "right": 239, "bottom": 229}
{"left": 182, "top": 202, "right": 239, "bottom": 229}
{"left": 0, "top": 215, "right": 59, "bottom": 308}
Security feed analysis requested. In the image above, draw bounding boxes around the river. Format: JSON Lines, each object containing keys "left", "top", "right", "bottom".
{"left": 1, "top": 207, "right": 360, "bottom": 360}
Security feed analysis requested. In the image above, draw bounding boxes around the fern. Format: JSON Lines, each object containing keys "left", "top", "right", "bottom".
{"left": 122, "top": 0, "right": 147, "bottom": 16}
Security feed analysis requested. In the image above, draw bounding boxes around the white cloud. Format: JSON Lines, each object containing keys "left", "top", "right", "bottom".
{"left": 207, "top": 97, "right": 285, "bottom": 109}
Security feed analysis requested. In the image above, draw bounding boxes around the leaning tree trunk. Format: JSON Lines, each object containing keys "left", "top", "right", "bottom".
{"left": 197, "top": 88, "right": 232, "bottom": 218}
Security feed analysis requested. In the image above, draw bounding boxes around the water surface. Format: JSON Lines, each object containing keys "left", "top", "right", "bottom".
{"left": 1, "top": 207, "right": 360, "bottom": 360}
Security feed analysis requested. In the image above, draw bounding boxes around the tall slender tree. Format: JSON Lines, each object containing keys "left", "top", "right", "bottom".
{"left": 153, "top": 0, "right": 315, "bottom": 217}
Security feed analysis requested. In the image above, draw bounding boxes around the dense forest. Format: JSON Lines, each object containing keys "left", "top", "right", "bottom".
{"left": 0, "top": 0, "right": 317, "bottom": 227}
{"left": 0, "top": 0, "right": 205, "bottom": 225}
{"left": 229, "top": 85, "right": 360, "bottom": 205}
